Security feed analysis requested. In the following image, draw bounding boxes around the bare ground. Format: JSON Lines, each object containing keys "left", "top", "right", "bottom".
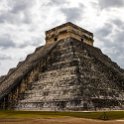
{"left": 0, "top": 117, "right": 124, "bottom": 124}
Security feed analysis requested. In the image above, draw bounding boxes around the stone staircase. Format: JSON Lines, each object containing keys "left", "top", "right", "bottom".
{"left": 16, "top": 67, "right": 83, "bottom": 110}
{"left": 15, "top": 39, "right": 86, "bottom": 110}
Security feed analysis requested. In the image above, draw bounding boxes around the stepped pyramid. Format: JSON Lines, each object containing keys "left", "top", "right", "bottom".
{"left": 0, "top": 22, "right": 124, "bottom": 111}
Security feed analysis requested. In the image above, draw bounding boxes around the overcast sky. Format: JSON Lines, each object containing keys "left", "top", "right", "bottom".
{"left": 0, "top": 0, "right": 124, "bottom": 76}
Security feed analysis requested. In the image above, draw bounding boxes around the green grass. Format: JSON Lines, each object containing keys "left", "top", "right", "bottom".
{"left": 0, "top": 111, "right": 124, "bottom": 120}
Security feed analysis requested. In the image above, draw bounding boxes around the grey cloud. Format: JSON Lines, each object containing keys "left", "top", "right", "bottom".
{"left": 114, "top": 30, "right": 124, "bottom": 43}
{"left": 17, "top": 38, "right": 41, "bottom": 48}
{"left": 0, "top": 0, "right": 34, "bottom": 24}
{"left": 96, "top": 23, "right": 124, "bottom": 68}
{"left": 94, "top": 18, "right": 124, "bottom": 68}
{"left": 10, "top": 0, "right": 33, "bottom": 14}
{"left": 46, "top": 0, "right": 68, "bottom": 6}
{"left": 96, "top": 22, "right": 124, "bottom": 49}
{"left": 0, "top": 35, "right": 15, "bottom": 49}
{"left": 0, "top": 54, "right": 12, "bottom": 60}
{"left": 95, "top": 23, "right": 113, "bottom": 40}
{"left": 0, "top": 13, "right": 22, "bottom": 24}
{"left": 0, "top": 34, "right": 41, "bottom": 49}
{"left": 18, "top": 42, "right": 39, "bottom": 48}
{"left": 60, "top": 4, "right": 84, "bottom": 22}
{"left": 111, "top": 19, "right": 124, "bottom": 28}
{"left": 102, "top": 39, "right": 124, "bottom": 68}
{"left": 99, "top": 0, "right": 124, "bottom": 9}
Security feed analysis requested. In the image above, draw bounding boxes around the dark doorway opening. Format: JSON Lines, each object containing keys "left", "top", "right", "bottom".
{"left": 54, "top": 37, "right": 58, "bottom": 41}
{"left": 81, "top": 38, "right": 84, "bottom": 42}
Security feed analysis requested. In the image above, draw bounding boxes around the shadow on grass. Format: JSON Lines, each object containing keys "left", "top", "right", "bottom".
{"left": 0, "top": 110, "right": 124, "bottom": 120}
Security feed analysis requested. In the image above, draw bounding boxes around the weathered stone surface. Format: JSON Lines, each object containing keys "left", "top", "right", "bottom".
{"left": 0, "top": 38, "right": 123, "bottom": 111}
{"left": 46, "top": 22, "right": 94, "bottom": 46}
{"left": 0, "top": 23, "right": 124, "bottom": 111}
{"left": 0, "top": 76, "right": 6, "bottom": 84}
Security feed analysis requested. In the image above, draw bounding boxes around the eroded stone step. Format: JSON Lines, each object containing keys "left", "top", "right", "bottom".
{"left": 15, "top": 99, "right": 95, "bottom": 111}
{"left": 24, "top": 85, "right": 81, "bottom": 95}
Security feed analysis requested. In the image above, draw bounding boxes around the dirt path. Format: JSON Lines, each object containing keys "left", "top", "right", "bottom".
{"left": 0, "top": 117, "right": 124, "bottom": 124}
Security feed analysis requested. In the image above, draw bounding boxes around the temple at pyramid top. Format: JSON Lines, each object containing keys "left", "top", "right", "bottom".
{"left": 45, "top": 22, "right": 94, "bottom": 46}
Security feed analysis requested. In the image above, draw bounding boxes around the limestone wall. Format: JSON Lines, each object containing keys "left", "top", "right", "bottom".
{"left": 46, "top": 23, "right": 94, "bottom": 46}
{"left": 0, "top": 38, "right": 124, "bottom": 111}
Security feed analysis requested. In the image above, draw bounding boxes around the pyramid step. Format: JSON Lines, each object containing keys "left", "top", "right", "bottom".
{"left": 16, "top": 98, "right": 95, "bottom": 111}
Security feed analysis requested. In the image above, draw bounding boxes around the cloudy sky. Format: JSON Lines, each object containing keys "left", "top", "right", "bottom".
{"left": 0, "top": 0, "right": 124, "bottom": 76}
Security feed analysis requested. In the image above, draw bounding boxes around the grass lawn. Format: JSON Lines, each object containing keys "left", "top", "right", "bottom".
{"left": 0, "top": 111, "right": 124, "bottom": 120}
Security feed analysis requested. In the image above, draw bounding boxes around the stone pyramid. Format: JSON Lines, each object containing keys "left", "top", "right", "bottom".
{"left": 0, "top": 22, "right": 124, "bottom": 111}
